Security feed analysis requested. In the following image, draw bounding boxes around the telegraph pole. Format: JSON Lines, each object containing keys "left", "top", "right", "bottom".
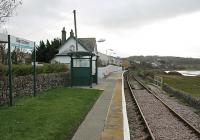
{"left": 73, "top": 10, "right": 78, "bottom": 52}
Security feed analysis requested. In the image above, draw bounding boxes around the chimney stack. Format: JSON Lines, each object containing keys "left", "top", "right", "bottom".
{"left": 70, "top": 29, "right": 74, "bottom": 37}
{"left": 61, "top": 27, "right": 66, "bottom": 45}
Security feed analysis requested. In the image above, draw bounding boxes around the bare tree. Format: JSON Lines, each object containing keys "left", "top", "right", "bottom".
{"left": 0, "top": 0, "right": 22, "bottom": 64}
{"left": 0, "top": 0, "right": 22, "bottom": 23}
{"left": 16, "top": 47, "right": 25, "bottom": 63}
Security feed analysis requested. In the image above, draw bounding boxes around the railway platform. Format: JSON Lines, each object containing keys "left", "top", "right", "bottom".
{"left": 72, "top": 71, "right": 129, "bottom": 140}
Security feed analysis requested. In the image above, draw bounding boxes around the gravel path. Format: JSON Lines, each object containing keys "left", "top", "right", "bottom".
{"left": 148, "top": 85, "right": 200, "bottom": 131}
{"left": 133, "top": 89, "right": 199, "bottom": 140}
{"left": 124, "top": 78, "right": 151, "bottom": 140}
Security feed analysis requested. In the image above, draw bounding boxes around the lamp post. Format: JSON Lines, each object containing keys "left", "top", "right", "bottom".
{"left": 97, "top": 39, "right": 106, "bottom": 43}
{"left": 96, "top": 38, "right": 106, "bottom": 66}
{"left": 97, "top": 38, "right": 106, "bottom": 54}
{"left": 110, "top": 52, "right": 116, "bottom": 65}
{"left": 106, "top": 49, "right": 113, "bottom": 55}
{"left": 106, "top": 49, "right": 113, "bottom": 65}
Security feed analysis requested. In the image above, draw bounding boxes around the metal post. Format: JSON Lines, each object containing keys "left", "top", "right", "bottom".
{"left": 96, "top": 56, "right": 98, "bottom": 84}
{"left": 161, "top": 77, "right": 163, "bottom": 89}
{"left": 8, "top": 35, "right": 13, "bottom": 106}
{"left": 90, "top": 56, "right": 93, "bottom": 88}
{"left": 71, "top": 57, "right": 73, "bottom": 87}
{"left": 33, "top": 43, "right": 36, "bottom": 96}
{"left": 73, "top": 10, "right": 78, "bottom": 52}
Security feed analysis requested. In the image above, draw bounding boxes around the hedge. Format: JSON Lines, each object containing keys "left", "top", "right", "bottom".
{"left": 0, "top": 64, "right": 68, "bottom": 76}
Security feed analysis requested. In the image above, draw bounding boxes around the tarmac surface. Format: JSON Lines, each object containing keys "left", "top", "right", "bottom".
{"left": 72, "top": 71, "right": 124, "bottom": 140}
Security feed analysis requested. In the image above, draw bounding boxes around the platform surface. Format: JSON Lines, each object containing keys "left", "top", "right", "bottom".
{"left": 101, "top": 78, "right": 123, "bottom": 140}
{"left": 72, "top": 72, "right": 123, "bottom": 140}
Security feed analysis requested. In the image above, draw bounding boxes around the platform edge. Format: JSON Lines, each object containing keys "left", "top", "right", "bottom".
{"left": 122, "top": 71, "right": 130, "bottom": 140}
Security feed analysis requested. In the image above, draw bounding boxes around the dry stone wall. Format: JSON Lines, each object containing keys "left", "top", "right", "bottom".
{"left": 163, "top": 83, "right": 200, "bottom": 110}
{"left": 145, "top": 76, "right": 200, "bottom": 110}
{"left": 0, "top": 72, "right": 70, "bottom": 105}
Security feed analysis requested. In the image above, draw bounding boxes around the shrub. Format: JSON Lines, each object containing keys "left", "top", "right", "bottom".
{"left": 0, "top": 64, "right": 7, "bottom": 76}
{"left": 135, "top": 69, "right": 165, "bottom": 79}
{"left": 0, "top": 64, "right": 68, "bottom": 76}
{"left": 12, "top": 65, "right": 33, "bottom": 76}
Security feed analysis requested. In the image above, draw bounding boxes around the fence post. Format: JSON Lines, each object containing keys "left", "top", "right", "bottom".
{"left": 33, "top": 43, "right": 36, "bottom": 96}
{"left": 8, "top": 35, "right": 13, "bottom": 106}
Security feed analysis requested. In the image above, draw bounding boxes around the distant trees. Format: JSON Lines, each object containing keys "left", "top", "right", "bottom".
{"left": 36, "top": 38, "right": 61, "bottom": 63}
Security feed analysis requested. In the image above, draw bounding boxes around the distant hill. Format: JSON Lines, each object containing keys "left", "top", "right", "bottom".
{"left": 128, "top": 55, "right": 200, "bottom": 70}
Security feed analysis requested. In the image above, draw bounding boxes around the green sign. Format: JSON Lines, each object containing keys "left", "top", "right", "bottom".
{"left": 10, "top": 35, "right": 34, "bottom": 49}
{"left": 7, "top": 35, "right": 36, "bottom": 106}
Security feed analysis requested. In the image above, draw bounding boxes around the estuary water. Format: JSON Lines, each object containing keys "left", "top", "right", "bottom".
{"left": 165, "top": 70, "right": 200, "bottom": 76}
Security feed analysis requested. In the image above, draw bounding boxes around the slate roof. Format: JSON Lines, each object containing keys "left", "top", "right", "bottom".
{"left": 56, "top": 37, "right": 97, "bottom": 56}
{"left": 56, "top": 50, "right": 71, "bottom": 56}
{"left": 66, "top": 51, "right": 96, "bottom": 57}
{"left": 78, "top": 38, "right": 97, "bottom": 52}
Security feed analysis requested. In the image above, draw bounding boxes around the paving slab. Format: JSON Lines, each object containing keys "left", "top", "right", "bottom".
{"left": 72, "top": 71, "right": 123, "bottom": 140}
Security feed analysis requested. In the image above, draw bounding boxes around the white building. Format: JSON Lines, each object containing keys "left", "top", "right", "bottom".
{"left": 51, "top": 28, "right": 97, "bottom": 67}
{"left": 51, "top": 27, "right": 122, "bottom": 69}
{"left": 97, "top": 52, "right": 122, "bottom": 66}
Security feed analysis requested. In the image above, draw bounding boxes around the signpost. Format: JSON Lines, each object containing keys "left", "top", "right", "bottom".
{"left": 10, "top": 35, "right": 34, "bottom": 49}
{"left": 2, "top": 34, "right": 36, "bottom": 106}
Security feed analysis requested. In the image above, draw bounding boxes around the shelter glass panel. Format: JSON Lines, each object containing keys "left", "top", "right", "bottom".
{"left": 73, "top": 59, "right": 90, "bottom": 67}
{"left": 92, "top": 61, "right": 96, "bottom": 75}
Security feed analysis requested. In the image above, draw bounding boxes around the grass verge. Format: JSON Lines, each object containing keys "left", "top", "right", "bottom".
{"left": 0, "top": 87, "right": 101, "bottom": 140}
{"left": 162, "top": 75, "right": 200, "bottom": 97}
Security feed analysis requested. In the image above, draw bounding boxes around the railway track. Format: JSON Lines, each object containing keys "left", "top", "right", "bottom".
{"left": 124, "top": 73, "right": 155, "bottom": 140}
{"left": 124, "top": 72, "right": 200, "bottom": 140}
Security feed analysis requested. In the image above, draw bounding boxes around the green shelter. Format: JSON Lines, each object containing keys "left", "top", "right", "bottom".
{"left": 67, "top": 51, "right": 98, "bottom": 87}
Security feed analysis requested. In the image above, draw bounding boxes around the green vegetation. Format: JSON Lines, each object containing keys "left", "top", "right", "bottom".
{"left": 0, "top": 87, "right": 101, "bottom": 140}
{"left": 36, "top": 39, "right": 61, "bottom": 63}
{"left": 0, "top": 64, "right": 68, "bottom": 76}
{"left": 134, "top": 69, "right": 165, "bottom": 79}
{"left": 162, "top": 75, "right": 200, "bottom": 97}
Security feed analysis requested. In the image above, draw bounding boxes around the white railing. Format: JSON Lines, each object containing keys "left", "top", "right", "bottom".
{"left": 98, "top": 65, "right": 122, "bottom": 79}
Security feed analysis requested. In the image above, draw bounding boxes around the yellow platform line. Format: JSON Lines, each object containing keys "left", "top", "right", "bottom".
{"left": 101, "top": 79, "right": 123, "bottom": 140}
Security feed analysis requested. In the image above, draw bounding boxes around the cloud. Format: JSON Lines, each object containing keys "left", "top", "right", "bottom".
{"left": 2, "top": 0, "right": 200, "bottom": 58}
{"left": 79, "top": 0, "right": 200, "bottom": 29}
{"left": 7, "top": 0, "right": 200, "bottom": 31}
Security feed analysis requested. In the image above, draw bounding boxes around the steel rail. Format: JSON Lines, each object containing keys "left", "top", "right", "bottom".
{"left": 131, "top": 73, "right": 200, "bottom": 138}
{"left": 125, "top": 73, "right": 155, "bottom": 140}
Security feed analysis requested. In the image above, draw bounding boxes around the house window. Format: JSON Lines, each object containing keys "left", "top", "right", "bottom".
{"left": 69, "top": 45, "right": 75, "bottom": 51}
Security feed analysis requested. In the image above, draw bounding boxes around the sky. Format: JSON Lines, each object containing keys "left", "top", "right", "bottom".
{"left": 2, "top": 0, "right": 200, "bottom": 58}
